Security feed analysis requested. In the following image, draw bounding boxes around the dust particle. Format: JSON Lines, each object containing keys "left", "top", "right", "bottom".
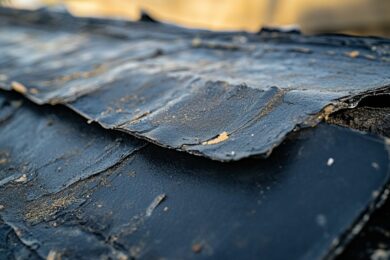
{"left": 202, "top": 131, "right": 229, "bottom": 145}
{"left": 116, "top": 252, "right": 128, "bottom": 260}
{"left": 146, "top": 194, "right": 166, "bottom": 217}
{"left": 346, "top": 51, "right": 360, "bottom": 58}
{"left": 192, "top": 243, "right": 203, "bottom": 253}
{"left": 192, "top": 37, "right": 202, "bottom": 47}
{"left": 371, "top": 249, "right": 390, "bottom": 260}
{"left": 14, "top": 174, "right": 27, "bottom": 183}
{"left": 11, "top": 81, "right": 27, "bottom": 94}
{"left": 30, "top": 88, "right": 39, "bottom": 94}
{"left": 320, "top": 104, "right": 336, "bottom": 121}
{"left": 372, "top": 162, "right": 380, "bottom": 170}
{"left": 316, "top": 214, "right": 327, "bottom": 227}
{"left": 47, "top": 250, "right": 61, "bottom": 260}
{"left": 0, "top": 158, "right": 7, "bottom": 164}
{"left": 0, "top": 205, "right": 4, "bottom": 210}
{"left": 327, "top": 158, "right": 334, "bottom": 167}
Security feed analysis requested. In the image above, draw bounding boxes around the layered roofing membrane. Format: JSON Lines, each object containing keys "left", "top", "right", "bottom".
{"left": 0, "top": 91, "right": 389, "bottom": 259}
{"left": 0, "top": 7, "right": 390, "bottom": 260}
{"left": 0, "top": 8, "right": 389, "bottom": 161}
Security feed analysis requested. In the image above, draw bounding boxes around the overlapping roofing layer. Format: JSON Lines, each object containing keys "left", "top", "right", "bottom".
{"left": 0, "top": 7, "right": 390, "bottom": 260}
{"left": 0, "top": 8, "right": 389, "bottom": 161}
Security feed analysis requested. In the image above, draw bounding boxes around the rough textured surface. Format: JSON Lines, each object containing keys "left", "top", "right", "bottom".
{"left": 0, "top": 8, "right": 389, "bottom": 161}
{"left": 328, "top": 94, "right": 390, "bottom": 137}
{"left": 329, "top": 94, "right": 390, "bottom": 260}
{"left": 0, "top": 91, "right": 389, "bottom": 259}
{"left": 0, "top": 93, "right": 145, "bottom": 200}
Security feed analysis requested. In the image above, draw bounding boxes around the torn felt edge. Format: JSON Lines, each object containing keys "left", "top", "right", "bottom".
{"left": 1, "top": 84, "right": 389, "bottom": 162}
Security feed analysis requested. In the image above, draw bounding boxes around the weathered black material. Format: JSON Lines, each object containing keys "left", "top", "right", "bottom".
{"left": 0, "top": 92, "right": 145, "bottom": 200}
{"left": 0, "top": 91, "right": 389, "bottom": 259}
{"left": 0, "top": 8, "right": 389, "bottom": 161}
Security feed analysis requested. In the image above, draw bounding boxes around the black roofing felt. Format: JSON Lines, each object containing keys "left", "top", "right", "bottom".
{"left": 1, "top": 8, "right": 390, "bottom": 260}
{"left": 0, "top": 91, "right": 389, "bottom": 259}
{"left": 0, "top": 8, "right": 389, "bottom": 161}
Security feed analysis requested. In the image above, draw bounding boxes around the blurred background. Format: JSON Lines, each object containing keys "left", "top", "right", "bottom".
{"left": 1, "top": 0, "right": 390, "bottom": 37}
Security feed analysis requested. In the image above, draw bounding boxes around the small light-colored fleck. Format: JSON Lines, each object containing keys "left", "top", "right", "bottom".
{"left": 327, "top": 158, "right": 334, "bottom": 166}
{"left": 128, "top": 171, "right": 136, "bottom": 177}
{"left": 371, "top": 249, "right": 390, "bottom": 260}
{"left": 372, "top": 190, "right": 380, "bottom": 198}
{"left": 320, "top": 104, "right": 335, "bottom": 121}
{"left": 146, "top": 194, "right": 166, "bottom": 217}
{"left": 163, "top": 206, "right": 169, "bottom": 212}
{"left": 0, "top": 158, "right": 7, "bottom": 164}
{"left": 372, "top": 162, "right": 380, "bottom": 170}
{"left": 316, "top": 214, "right": 327, "bottom": 227}
{"left": 47, "top": 250, "right": 61, "bottom": 260}
{"left": 192, "top": 37, "right": 202, "bottom": 47}
{"left": 364, "top": 54, "right": 376, "bottom": 60}
{"left": 202, "top": 131, "right": 229, "bottom": 145}
{"left": 192, "top": 243, "right": 203, "bottom": 253}
{"left": 14, "top": 174, "right": 27, "bottom": 183}
{"left": 11, "top": 81, "right": 27, "bottom": 94}
{"left": 30, "top": 88, "right": 39, "bottom": 94}
{"left": 116, "top": 252, "right": 128, "bottom": 260}
{"left": 0, "top": 205, "right": 4, "bottom": 210}
{"left": 346, "top": 50, "right": 360, "bottom": 58}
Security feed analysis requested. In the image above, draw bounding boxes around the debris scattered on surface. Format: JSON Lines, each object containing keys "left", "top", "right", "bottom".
{"left": 370, "top": 249, "right": 390, "bottom": 260}
{"left": 318, "top": 104, "right": 337, "bottom": 121}
{"left": 47, "top": 250, "right": 61, "bottom": 260}
{"left": 346, "top": 50, "right": 360, "bottom": 58}
{"left": 316, "top": 214, "right": 327, "bottom": 227}
{"left": 0, "top": 8, "right": 389, "bottom": 161}
{"left": 128, "top": 171, "right": 136, "bottom": 177}
{"left": 372, "top": 162, "right": 380, "bottom": 170}
{"left": 29, "top": 88, "right": 39, "bottom": 94}
{"left": 202, "top": 131, "right": 229, "bottom": 145}
{"left": 327, "top": 158, "right": 335, "bottom": 166}
{"left": 145, "top": 194, "right": 166, "bottom": 217}
{"left": 0, "top": 95, "right": 388, "bottom": 259}
{"left": 192, "top": 243, "right": 203, "bottom": 253}
{"left": 24, "top": 195, "right": 77, "bottom": 224}
{"left": 0, "top": 7, "right": 389, "bottom": 260}
{"left": 11, "top": 81, "right": 27, "bottom": 94}
{"left": 14, "top": 174, "right": 27, "bottom": 183}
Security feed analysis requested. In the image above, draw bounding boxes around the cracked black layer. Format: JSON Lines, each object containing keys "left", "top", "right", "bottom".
{"left": 0, "top": 91, "right": 389, "bottom": 259}
{"left": 0, "top": 8, "right": 389, "bottom": 161}
{"left": 0, "top": 92, "right": 145, "bottom": 200}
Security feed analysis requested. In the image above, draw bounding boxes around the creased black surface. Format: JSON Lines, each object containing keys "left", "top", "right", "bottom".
{"left": 0, "top": 92, "right": 145, "bottom": 200}
{"left": 0, "top": 8, "right": 389, "bottom": 161}
{"left": 0, "top": 91, "right": 389, "bottom": 259}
